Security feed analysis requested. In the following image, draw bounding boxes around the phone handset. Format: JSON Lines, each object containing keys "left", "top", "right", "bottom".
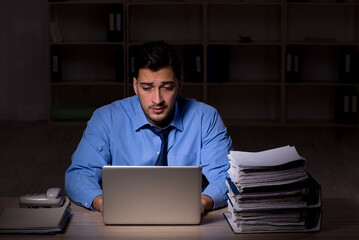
{"left": 19, "top": 187, "right": 64, "bottom": 208}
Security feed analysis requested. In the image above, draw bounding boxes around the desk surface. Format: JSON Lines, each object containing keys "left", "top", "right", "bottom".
{"left": 1, "top": 197, "right": 358, "bottom": 240}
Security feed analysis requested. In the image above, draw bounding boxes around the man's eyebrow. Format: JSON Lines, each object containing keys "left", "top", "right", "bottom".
{"left": 139, "top": 81, "right": 175, "bottom": 86}
{"left": 161, "top": 81, "right": 175, "bottom": 85}
{"left": 139, "top": 82, "right": 154, "bottom": 86}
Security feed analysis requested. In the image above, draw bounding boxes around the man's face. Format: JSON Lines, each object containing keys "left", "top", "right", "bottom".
{"left": 133, "top": 67, "right": 181, "bottom": 129}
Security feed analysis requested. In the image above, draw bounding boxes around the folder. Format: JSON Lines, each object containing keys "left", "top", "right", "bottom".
{"left": 0, "top": 197, "right": 71, "bottom": 234}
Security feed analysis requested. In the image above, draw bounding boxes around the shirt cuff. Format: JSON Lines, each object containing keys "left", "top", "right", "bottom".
{"left": 202, "top": 185, "right": 228, "bottom": 210}
{"left": 72, "top": 189, "right": 102, "bottom": 211}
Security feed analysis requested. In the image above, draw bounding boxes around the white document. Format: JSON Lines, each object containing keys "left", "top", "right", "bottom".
{"left": 228, "top": 145, "right": 304, "bottom": 167}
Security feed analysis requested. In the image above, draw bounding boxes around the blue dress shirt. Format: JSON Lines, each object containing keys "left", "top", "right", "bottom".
{"left": 65, "top": 95, "right": 232, "bottom": 210}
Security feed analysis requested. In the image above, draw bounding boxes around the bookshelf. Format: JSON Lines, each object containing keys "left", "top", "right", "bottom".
{"left": 47, "top": 0, "right": 359, "bottom": 126}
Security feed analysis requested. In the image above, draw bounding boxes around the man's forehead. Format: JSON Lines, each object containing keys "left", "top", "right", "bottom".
{"left": 137, "top": 68, "right": 178, "bottom": 83}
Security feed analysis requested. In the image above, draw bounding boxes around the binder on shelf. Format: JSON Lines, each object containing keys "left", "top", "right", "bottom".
{"left": 224, "top": 146, "right": 322, "bottom": 234}
{"left": 183, "top": 45, "right": 203, "bottom": 83}
{"left": 128, "top": 45, "right": 140, "bottom": 82}
{"left": 115, "top": 47, "right": 124, "bottom": 82}
{"left": 107, "top": 5, "right": 123, "bottom": 42}
{"left": 339, "top": 46, "right": 358, "bottom": 83}
{"left": 49, "top": 10, "right": 63, "bottom": 43}
{"left": 51, "top": 47, "right": 62, "bottom": 83}
{"left": 335, "top": 86, "right": 358, "bottom": 124}
{"left": 207, "top": 45, "right": 229, "bottom": 83}
{"left": 285, "top": 45, "right": 301, "bottom": 83}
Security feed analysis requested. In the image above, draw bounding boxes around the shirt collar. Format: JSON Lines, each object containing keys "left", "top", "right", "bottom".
{"left": 133, "top": 95, "right": 184, "bottom": 132}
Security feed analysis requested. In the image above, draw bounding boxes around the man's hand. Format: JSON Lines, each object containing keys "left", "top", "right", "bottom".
{"left": 92, "top": 195, "right": 103, "bottom": 212}
{"left": 201, "top": 194, "right": 214, "bottom": 214}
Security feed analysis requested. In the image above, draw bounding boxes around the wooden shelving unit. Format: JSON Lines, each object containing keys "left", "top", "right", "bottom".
{"left": 47, "top": 0, "right": 359, "bottom": 126}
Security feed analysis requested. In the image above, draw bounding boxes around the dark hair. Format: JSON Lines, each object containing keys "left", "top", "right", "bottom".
{"left": 134, "top": 41, "right": 181, "bottom": 81}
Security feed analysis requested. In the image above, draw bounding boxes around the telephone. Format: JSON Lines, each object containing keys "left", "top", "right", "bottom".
{"left": 19, "top": 187, "right": 64, "bottom": 208}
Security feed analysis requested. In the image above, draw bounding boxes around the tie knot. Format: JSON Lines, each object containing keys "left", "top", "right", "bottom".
{"left": 157, "top": 128, "right": 171, "bottom": 140}
{"left": 149, "top": 126, "right": 173, "bottom": 141}
{"left": 147, "top": 126, "right": 173, "bottom": 166}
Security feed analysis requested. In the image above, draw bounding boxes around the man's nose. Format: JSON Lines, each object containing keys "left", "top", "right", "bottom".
{"left": 152, "top": 88, "right": 164, "bottom": 104}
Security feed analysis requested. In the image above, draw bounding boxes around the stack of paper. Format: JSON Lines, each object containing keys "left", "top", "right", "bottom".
{"left": 224, "top": 145, "right": 322, "bottom": 233}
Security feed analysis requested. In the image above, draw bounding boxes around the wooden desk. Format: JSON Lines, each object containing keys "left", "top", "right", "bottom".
{"left": 1, "top": 197, "right": 358, "bottom": 240}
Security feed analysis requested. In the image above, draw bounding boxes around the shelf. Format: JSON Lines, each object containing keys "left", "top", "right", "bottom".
{"left": 207, "top": 82, "right": 281, "bottom": 86}
{"left": 208, "top": 0, "right": 282, "bottom": 5}
{"left": 284, "top": 119, "right": 359, "bottom": 127}
{"left": 207, "top": 4, "right": 281, "bottom": 43}
{"left": 286, "top": 1, "right": 359, "bottom": 6}
{"left": 47, "top": 0, "right": 359, "bottom": 126}
{"left": 49, "top": 1, "right": 125, "bottom": 5}
{"left": 286, "top": 42, "right": 359, "bottom": 46}
{"left": 129, "top": 4, "right": 202, "bottom": 42}
{"left": 285, "top": 82, "right": 359, "bottom": 87}
{"left": 51, "top": 84, "right": 125, "bottom": 107}
{"left": 128, "top": 0, "right": 202, "bottom": 5}
{"left": 207, "top": 41, "right": 282, "bottom": 46}
{"left": 223, "top": 119, "right": 282, "bottom": 127}
{"left": 51, "top": 81, "right": 124, "bottom": 86}
{"left": 207, "top": 85, "right": 281, "bottom": 122}
{"left": 50, "top": 41, "right": 124, "bottom": 46}
{"left": 287, "top": 4, "right": 359, "bottom": 43}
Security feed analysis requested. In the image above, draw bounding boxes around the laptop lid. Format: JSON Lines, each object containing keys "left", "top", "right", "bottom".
{"left": 102, "top": 166, "right": 202, "bottom": 225}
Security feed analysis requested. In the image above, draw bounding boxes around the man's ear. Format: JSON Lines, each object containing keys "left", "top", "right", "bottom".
{"left": 133, "top": 77, "right": 138, "bottom": 95}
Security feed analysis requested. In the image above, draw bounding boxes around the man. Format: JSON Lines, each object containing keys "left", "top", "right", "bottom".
{"left": 65, "top": 41, "right": 232, "bottom": 213}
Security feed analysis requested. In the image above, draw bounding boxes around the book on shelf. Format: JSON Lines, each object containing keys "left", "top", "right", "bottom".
{"left": 224, "top": 145, "right": 322, "bottom": 234}
{"left": 285, "top": 46, "right": 301, "bottom": 83}
{"left": 183, "top": 45, "right": 203, "bottom": 83}
{"left": 49, "top": 10, "right": 63, "bottom": 43}
{"left": 338, "top": 46, "right": 358, "bottom": 84}
{"left": 51, "top": 47, "right": 62, "bottom": 82}
{"left": 335, "top": 86, "right": 358, "bottom": 124}
{"left": 128, "top": 45, "right": 140, "bottom": 82}
{"left": 107, "top": 5, "right": 123, "bottom": 42}
{"left": 207, "top": 45, "right": 229, "bottom": 83}
{"left": 115, "top": 47, "right": 124, "bottom": 82}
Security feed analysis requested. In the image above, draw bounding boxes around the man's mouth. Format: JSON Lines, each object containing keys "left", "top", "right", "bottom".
{"left": 152, "top": 107, "right": 165, "bottom": 114}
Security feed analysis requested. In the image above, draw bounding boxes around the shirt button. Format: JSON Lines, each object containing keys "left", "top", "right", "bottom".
{"left": 157, "top": 152, "right": 160, "bottom": 155}
{"left": 85, "top": 202, "right": 88, "bottom": 206}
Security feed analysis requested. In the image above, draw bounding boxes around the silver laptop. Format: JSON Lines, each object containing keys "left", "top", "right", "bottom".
{"left": 102, "top": 166, "right": 202, "bottom": 225}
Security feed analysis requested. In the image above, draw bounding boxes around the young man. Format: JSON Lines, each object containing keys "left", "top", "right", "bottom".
{"left": 65, "top": 41, "right": 232, "bottom": 213}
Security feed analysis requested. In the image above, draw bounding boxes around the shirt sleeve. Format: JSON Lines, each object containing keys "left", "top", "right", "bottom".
{"left": 65, "top": 108, "right": 111, "bottom": 210}
{"left": 200, "top": 107, "right": 232, "bottom": 209}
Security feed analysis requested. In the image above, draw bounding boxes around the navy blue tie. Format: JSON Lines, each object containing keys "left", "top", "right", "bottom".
{"left": 150, "top": 126, "right": 172, "bottom": 166}
{"left": 149, "top": 126, "right": 209, "bottom": 190}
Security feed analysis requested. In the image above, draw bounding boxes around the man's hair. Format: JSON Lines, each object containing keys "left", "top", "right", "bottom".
{"left": 134, "top": 41, "right": 181, "bottom": 81}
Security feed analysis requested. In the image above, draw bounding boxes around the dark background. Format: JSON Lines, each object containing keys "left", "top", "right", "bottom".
{"left": 0, "top": 1, "right": 358, "bottom": 203}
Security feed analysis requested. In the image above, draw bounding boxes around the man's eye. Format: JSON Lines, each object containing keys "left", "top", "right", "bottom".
{"left": 142, "top": 87, "right": 151, "bottom": 91}
{"left": 163, "top": 86, "right": 174, "bottom": 91}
